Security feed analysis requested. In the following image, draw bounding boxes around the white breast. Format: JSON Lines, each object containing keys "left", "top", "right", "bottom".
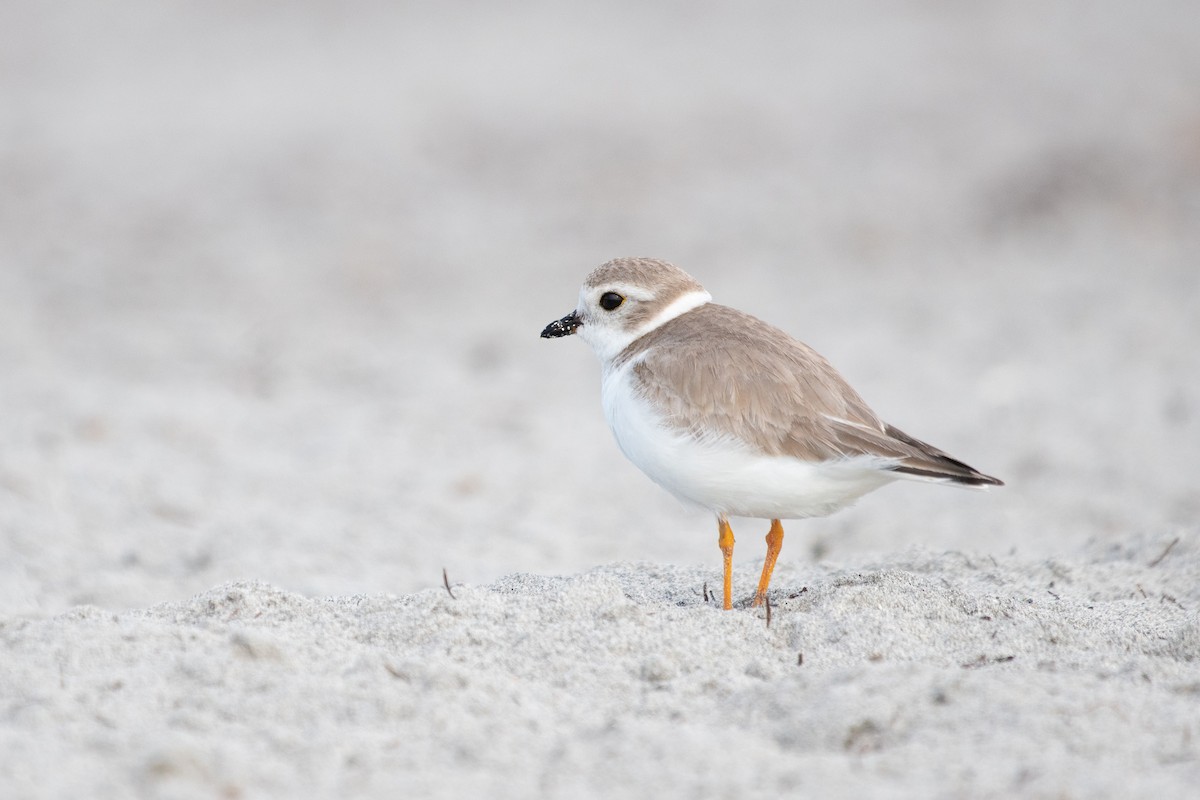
{"left": 600, "top": 359, "right": 899, "bottom": 520}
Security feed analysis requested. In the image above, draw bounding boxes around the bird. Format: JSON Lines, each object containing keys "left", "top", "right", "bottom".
{"left": 541, "top": 257, "right": 1003, "bottom": 610}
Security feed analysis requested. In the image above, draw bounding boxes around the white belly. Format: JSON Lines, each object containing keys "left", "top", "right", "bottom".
{"left": 601, "top": 362, "right": 897, "bottom": 519}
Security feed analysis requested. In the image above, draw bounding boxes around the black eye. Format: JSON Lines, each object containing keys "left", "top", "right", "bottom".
{"left": 599, "top": 292, "right": 624, "bottom": 311}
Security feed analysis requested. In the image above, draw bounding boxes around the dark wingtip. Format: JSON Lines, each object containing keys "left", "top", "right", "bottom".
{"left": 959, "top": 473, "right": 1004, "bottom": 488}
{"left": 891, "top": 464, "right": 1004, "bottom": 487}
{"left": 881, "top": 424, "right": 1003, "bottom": 487}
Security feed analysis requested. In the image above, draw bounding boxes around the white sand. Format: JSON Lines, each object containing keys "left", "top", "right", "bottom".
{"left": 2, "top": 1, "right": 1198, "bottom": 797}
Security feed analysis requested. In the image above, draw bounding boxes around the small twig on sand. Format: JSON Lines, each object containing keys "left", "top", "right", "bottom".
{"left": 1148, "top": 537, "right": 1180, "bottom": 568}
{"left": 702, "top": 582, "right": 709, "bottom": 603}
{"left": 765, "top": 595, "right": 772, "bottom": 628}
{"left": 962, "top": 654, "right": 1015, "bottom": 669}
{"left": 442, "top": 567, "right": 456, "bottom": 599}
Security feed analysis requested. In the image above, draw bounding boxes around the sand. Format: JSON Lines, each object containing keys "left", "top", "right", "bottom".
{"left": 2, "top": 1, "right": 1198, "bottom": 797}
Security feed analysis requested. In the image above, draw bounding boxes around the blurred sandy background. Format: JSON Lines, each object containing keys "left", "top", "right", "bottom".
{"left": 2, "top": 0, "right": 1197, "bottom": 612}
{"left": 3, "top": 3, "right": 1200, "bottom": 798}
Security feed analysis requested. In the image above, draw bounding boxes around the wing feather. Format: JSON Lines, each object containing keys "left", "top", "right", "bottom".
{"left": 624, "top": 304, "right": 1002, "bottom": 486}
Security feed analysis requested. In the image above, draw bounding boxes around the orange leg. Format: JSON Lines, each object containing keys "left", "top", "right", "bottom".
{"left": 717, "top": 517, "right": 735, "bottom": 610}
{"left": 752, "top": 519, "right": 785, "bottom": 607}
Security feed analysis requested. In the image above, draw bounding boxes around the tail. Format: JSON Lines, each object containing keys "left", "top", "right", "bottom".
{"left": 883, "top": 424, "right": 1004, "bottom": 487}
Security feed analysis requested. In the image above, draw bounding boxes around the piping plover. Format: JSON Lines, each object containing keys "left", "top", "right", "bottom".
{"left": 542, "top": 257, "right": 1003, "bottom": 610}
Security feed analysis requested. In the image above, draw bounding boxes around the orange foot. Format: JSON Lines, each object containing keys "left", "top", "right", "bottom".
{"left": 717, "top": 517, "right": 734, "bottom": 610}
{"left": 751, "top": 519, "right": 784, "bottom": 608}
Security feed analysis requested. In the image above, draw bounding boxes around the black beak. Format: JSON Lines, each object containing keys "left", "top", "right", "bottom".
{"left": 541, "top": 310, "right": 581, "bottom": 338}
